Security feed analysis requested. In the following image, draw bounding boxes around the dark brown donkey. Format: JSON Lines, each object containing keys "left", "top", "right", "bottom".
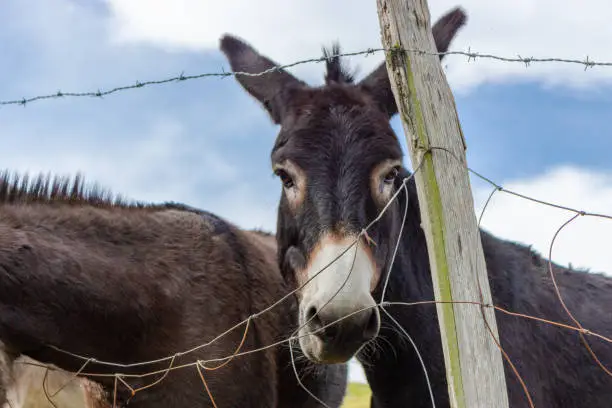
{"left": 0, "top": 172, "right": 348, "bottom": 408}
{"left": 220, "top": 5, "right": 612, "bottom": 408}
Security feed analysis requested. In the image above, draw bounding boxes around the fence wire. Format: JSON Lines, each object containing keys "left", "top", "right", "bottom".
{"left": 1, "top": 47, "right": 612, "bottom": 107}
{"left": 3, "top": 47, "right": 612, "bottom": 408}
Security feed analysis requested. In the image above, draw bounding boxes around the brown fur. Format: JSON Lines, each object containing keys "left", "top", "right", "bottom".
{"left": 0, "top": 172, "right": 347, "bottom": 407}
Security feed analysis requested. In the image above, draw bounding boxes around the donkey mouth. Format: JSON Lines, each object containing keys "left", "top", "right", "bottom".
{"left": 298, "top": 302, "right": 380, "bottom": 364}
{"left": 301, "top": 337, "right": 364, "bottom": 364}
{"left": 299, "top": 327, "right": 374, "bottom": 364}
{"left": 320, "top": 341, "right": 367, "bottom": 364}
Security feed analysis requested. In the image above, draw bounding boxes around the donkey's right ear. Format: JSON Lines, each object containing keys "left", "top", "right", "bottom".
{"left": 220, "top": 35, "right": 307, "bottom": 124}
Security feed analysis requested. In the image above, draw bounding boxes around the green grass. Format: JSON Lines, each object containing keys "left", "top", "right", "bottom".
{"left": 341, "top": 382, "right": 372, "bottom": 408}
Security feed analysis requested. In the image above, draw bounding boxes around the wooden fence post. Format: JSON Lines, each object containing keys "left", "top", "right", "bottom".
{"left": 376, "top": 1, "right": 510, "bottom": 407}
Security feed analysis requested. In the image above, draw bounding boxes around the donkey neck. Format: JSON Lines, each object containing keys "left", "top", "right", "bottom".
{"left": 361, "top": 178, "right": 450, "bottom": 407}
{"left": 377, "top": 177, "right": 434, "bottom": 303}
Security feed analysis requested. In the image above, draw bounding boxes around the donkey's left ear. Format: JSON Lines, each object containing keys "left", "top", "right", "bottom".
{"left": 358, "top": 6, "right": 468, "bottom": 118}
{"left": 220, "top": 35, "right": 307, "bottom": 124}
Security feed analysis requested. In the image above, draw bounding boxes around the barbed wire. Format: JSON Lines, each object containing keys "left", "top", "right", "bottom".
{"left": 2, "top": 46, "right": 612, "bottom": 108}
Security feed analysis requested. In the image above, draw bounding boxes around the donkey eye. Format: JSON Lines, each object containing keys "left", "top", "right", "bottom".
{"left": 383, "top": 167, "right": 399, "bottom": 184}
{"left": 275, "top": 169, "right": 295, "bottom": 189}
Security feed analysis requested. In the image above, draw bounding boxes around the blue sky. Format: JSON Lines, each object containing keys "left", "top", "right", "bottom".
{"left": 2, "top": 0, "right": 612, "bottom": 386}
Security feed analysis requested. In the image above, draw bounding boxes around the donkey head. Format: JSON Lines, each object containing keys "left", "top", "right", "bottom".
{"left": 220, "top": 7, "right": 467, "bottom": 364}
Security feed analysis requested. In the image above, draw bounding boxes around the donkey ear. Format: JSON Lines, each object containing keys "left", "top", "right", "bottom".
{"left": 430, "top": 6, "right": 468, "bottom": 58}
{"left": 358, "top": 6, "right": 467, "bottom": 118}
{"left": 220, "top": 34, "right": 307, "bottom": 124}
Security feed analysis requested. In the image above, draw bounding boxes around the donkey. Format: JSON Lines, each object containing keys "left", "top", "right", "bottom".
{"left": 220, "top": 5, "right": 612, "bottom": 408}
{"left": 0, "top": 172, "right": 348, "bottom": 408}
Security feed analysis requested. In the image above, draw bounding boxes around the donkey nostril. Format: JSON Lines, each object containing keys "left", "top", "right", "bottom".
{"left": 306, "top": 305, "right": 317, "bottom": 322}
{"left": 305, "top": 306, "right": 340, "bottom": 341}
{"left": 306, "top": 306, "right": 323, "bottom": 332}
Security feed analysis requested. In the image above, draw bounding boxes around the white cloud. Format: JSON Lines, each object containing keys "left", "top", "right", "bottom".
{"left": 105, "top": 0, "right": 380, "bottom": 84}
{"left": 105, "top": 0, "right": 612, "bottom": 93}
{"left": 473, "top": 165, "right": 612, "bottom": 276}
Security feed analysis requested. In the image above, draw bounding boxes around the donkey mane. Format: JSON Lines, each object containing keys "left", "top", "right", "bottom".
{"left": 0, "top": 169, "right": 210, "bottom": 213}
{"left": 322, "top": 43, "right": 356, "bottom": 85}
{"left": 0, "top": 169, "right": 275, "bottom": 241}
{"left": 0, "top": 170, "right": 143, "bottom": 208}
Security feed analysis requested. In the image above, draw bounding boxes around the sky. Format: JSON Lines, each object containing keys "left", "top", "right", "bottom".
{"left": 2, "top": 0, "right": 612, "bottom": 386}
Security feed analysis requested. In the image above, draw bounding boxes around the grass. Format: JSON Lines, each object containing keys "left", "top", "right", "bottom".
{"left": 341, "top": 382, "right": 372, "bottom": 408}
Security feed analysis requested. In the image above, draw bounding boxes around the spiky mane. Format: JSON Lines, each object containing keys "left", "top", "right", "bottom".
{"left": 322, "top": 43, "right": 356, "bottom": 85}
{"left": 0, "top": 170, "right": 188, "bottom": 211}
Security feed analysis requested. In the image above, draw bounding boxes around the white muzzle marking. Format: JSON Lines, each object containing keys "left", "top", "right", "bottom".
{"left": 297, "top": 233, "right": 380, "bottom": 362}
{"left": 301, "top": 234, "right": 377, "bottom": 315}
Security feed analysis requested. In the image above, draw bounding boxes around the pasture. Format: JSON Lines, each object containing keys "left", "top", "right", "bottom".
{"left": 340, "top": 383, "right": 372, "bottom": 408}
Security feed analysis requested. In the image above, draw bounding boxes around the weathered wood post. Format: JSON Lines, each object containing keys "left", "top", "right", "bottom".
{"left": 376, "top": 1, "right": 510, "bottom": 407}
